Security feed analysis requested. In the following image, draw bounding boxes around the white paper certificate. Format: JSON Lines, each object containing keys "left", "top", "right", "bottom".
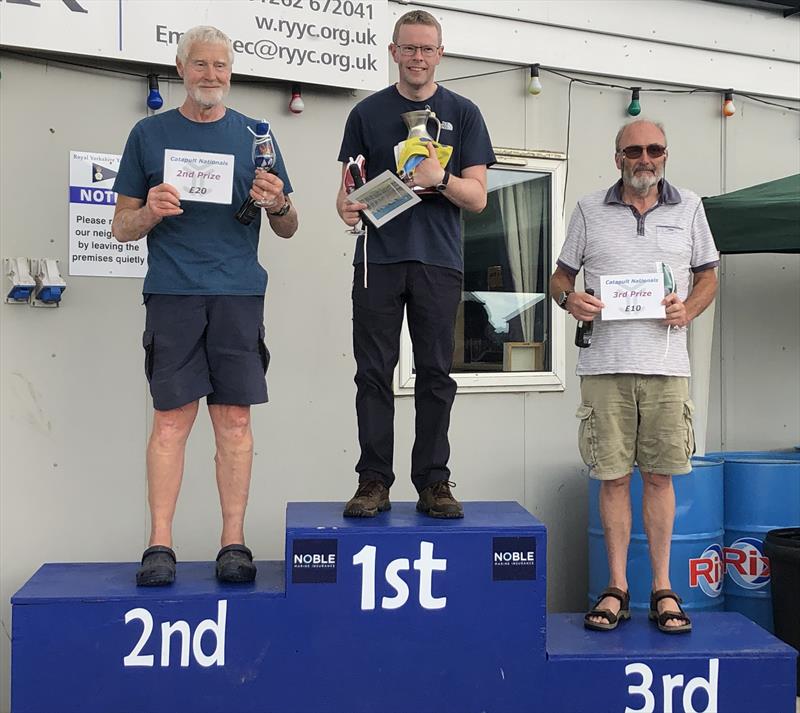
{"left": 163, "top": 149, "right": 234, "bottom": 204}
{"left": 345, "top": 170, "right": 420, "bottom": 228}
{"left": 600, "top": 272, "right": 665, "bottom": 320}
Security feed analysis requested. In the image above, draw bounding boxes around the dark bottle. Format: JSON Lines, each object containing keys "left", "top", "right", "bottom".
{"left": 575, "top": 288, "right": 595, "bottom": 349}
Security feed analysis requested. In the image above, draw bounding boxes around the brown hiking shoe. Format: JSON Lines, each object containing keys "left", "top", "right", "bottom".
{"left": 343, "top": 480, "right": 391, "bottom": 518}
{"left": 416, "top": 480, "right": 464, "bottom": 519}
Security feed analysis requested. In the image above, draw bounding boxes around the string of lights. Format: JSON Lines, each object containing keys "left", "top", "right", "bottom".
{"left": 0, "top": 48, "right": 304, "bottom": 113}
{"left": 3, "top": 47, "right": 799, "bottom": 116}
{"left": 446, "top": 63, "right": 800, "bottom": 117}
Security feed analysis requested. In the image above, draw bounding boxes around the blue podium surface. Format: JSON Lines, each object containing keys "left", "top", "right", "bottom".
{"left": 546, "top": 613, "right": 797, "bottom": 713}
{"left": 12, "top": 560, "right": 286, "bottom": 601}
{"left": 10, "top": 501, "right": 796, "bottom": 713}
{"left": 285, "top": 500, "right": 540, "bottom": 530}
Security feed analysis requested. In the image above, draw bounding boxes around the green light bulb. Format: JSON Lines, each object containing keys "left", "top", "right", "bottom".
{"left": 627, "top": 87, "right": 641, "bottom": 116}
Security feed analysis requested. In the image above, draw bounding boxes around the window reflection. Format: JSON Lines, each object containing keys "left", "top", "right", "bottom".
{"left": 454, "top": 169, "right": 552, "bottom": 373}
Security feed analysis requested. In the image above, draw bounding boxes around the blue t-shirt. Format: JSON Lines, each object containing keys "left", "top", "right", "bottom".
{"left": 338, "top": 84, "right": 495, "bottom": 272}
{"left": 114, "top": 108, "right": 293, "bottom": 295}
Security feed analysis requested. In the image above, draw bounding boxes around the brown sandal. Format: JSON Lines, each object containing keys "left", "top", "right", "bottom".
{"left": 649, "top": 589, "right": 692, "bottom": 633}
{"left": 584, "top": 587, "right": 631, "bottom": 631}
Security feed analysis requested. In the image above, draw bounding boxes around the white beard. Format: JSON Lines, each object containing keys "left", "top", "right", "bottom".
{"left": 624, "top": 164, "right": 663, "bottom": 195}
{"left": 187, "top": 84, "right": 229, "bottom": 110}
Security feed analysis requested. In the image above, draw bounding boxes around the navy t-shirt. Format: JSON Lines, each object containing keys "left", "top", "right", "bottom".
{"left": 114, "top": 108, "right": 293, "bottom": 295}
{"left": 338, "top": 84, "right": 495, "bottom": 272}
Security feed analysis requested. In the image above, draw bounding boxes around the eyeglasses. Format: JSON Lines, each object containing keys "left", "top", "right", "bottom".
{"left": 396, "top": 44, "right": 440, "bottom": 57}
{"left": 618, "top": 144, "right": 667, "bottom": 159}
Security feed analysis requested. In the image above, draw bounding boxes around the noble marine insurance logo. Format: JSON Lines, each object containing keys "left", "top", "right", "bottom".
{"left": 292, "top": 539, "right": 337, "bottom": 584}
{"left": 493, "top": 537, "right": 536, "bottom": 581}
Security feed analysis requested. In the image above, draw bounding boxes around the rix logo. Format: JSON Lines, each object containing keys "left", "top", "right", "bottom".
{"left": 688, "top": 544, "right": 723, "bottom": 597}
{"left": 724, "top": 538, "right": 770, "bottom": 590}
{"left": 3, "top": 0, "right": 87, "bottom": 13}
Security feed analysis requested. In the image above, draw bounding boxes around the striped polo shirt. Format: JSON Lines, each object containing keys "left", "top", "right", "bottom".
{"left": 558, "top": 179, "right": 719, "bottom": 376}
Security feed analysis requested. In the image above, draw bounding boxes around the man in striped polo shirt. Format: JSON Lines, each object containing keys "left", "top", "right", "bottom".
{"left": 550, "top": 119, "right": 718, "bottom": 633}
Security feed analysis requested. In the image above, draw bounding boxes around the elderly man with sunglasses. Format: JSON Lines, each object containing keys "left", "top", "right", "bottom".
{"left": 550, "top": 119, "right": 718, "bottom": 634}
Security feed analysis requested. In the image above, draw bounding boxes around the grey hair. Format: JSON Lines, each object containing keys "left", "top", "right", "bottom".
{"left": 176, "top": 26, "right": 234, "bottom": 66}
{"left": 614, "top": 118, "right": 667, "bottom": 152}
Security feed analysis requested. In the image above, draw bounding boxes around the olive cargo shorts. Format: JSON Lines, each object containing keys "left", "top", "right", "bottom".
{"left": 577, "top": 374, "right": 695, "bottom": 480}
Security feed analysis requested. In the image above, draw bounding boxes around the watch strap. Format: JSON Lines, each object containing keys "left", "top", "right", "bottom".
{"left": 267, "top": 197, "right": 291, "bottom": 217}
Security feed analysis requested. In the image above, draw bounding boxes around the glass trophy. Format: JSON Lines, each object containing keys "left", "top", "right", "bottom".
{"left": 235, "top": 120, "right": 276, "bottom": 225}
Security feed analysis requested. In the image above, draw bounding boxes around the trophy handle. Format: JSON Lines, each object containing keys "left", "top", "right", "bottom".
{"left": 428, "top": 114, "right": 442, "bottom": 143}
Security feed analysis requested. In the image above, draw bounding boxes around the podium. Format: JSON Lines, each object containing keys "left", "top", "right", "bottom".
{"left": 11, "top": 502, "right": 797, "bottom": 713}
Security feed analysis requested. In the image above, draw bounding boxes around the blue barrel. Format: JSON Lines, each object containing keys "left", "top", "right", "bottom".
{"left": 707, "top": 449, "right": 800, "bottom": 461}
{"left": 588, "top": 456, "right": 724, "bottom": 611}
{"left": 722, "top": 455, "right": 800, "bottom": 633}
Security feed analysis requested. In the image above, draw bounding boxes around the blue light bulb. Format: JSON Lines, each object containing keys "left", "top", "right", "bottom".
{"left": 147, "top": 74, "right": 163, "bottom": 111}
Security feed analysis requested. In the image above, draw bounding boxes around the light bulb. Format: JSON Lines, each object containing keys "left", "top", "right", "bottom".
{"left": 627, "top": 87, "right": 641, "bottom": 116}
{"left": 146, "top": 74, "right": 163, "bottom": 111}
{"left": 289, "top": 84, "right": 304, "bottom": 114}
{"left": 723, "top": 90, "right": 736, "bottom": 117}
{"left": 527, "top": 64, "right": 542, "bottom": 96}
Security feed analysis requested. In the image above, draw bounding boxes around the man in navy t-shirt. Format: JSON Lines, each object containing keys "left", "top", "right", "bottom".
{"left": 112, "top": 26, "right": 298, "bottom": 586}
{"left": 336, "top": 10, "right": 495, "bottom": 519}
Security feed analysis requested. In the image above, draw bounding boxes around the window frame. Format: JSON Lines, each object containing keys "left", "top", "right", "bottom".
{"left": 394, "top": 148, "right": 568, "bottom": 395}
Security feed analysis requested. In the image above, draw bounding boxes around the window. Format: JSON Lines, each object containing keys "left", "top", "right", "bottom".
{"left": 395, "top": 149, "right": 568, "bottom": 394}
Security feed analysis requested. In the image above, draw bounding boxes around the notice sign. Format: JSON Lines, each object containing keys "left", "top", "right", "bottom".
{"left": 69, "top": 151, "right": 146, "bottom": 278}
{"left": 600, "top": 272, "right": 665, "bottom": 320}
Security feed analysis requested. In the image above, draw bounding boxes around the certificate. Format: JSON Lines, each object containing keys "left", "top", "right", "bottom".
{"left": 600, "top": 272, "right": 665, "bottom": 320}
{"left": 163, "top": 149, "right": 234, "bottom": 204}
{"left": 345, "top": 170, "right": 420, "bottom": 228}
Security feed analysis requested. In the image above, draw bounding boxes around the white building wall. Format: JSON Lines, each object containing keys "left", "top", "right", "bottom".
{"left": 1, "top": 2, "right": 798, "bottom": 710}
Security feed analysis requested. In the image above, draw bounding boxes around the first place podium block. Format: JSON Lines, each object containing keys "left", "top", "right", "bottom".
{"left": 12, "top": 502, "right": 547, "bottom": 713}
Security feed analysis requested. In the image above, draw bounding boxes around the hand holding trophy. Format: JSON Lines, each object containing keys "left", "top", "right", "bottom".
{"left": 235, "top": 120, "right": 277, "bottom": 225}
{"left": 396, "top": 107, "right": 453, "bottom": 195}
{"left": 343, "top": 154, "right": 367, "bottom": 236}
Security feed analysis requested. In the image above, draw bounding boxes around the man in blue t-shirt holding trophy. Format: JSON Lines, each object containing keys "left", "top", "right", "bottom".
{"left": 336, "top": 10, "right": 495, "bottom": 519}
{"left": 112, "top": 26, "right": 297, "bottom": 586}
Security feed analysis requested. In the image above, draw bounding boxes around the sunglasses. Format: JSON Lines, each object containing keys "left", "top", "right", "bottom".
{"left": 618, "top": 144, "right": 667, "bottom": 159}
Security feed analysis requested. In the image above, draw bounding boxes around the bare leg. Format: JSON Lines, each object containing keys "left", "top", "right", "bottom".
{"left": 147, "top": 402, "right": 200, "bottom": 547}
{"left": 208, "top": 404, "right": 254, "bottom": 548}
{"left": 642, "top": 470, "right": 681, "bottom": 627}
{"left": 589, "top": 473, "right": 632, "bottom": 625}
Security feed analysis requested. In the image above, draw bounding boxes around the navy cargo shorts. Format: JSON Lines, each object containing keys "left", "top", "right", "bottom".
{"left": 142, "top": 294, "right": 270, "bottom": 411}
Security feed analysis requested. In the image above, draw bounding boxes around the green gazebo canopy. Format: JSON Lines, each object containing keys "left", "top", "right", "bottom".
{"left": 702, "top": 173, "right": 800, "bottom": 254}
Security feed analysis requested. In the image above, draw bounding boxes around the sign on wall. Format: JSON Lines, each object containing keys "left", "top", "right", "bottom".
{"left": 69, "top": 150, "right": 147, "bottom": 278}
{"left": 0, "top": 0, "right": 388, "bottom": 90}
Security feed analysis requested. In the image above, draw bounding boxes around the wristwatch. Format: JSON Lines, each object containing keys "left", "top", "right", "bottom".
{"left": 267, "top": 196, "right": 291, "bottom": 217}
{"left": 557, "top": 290, "right": 573, "bottom": 310}
{"left": 435, "top": 170, "right": 451, "bottom": 193}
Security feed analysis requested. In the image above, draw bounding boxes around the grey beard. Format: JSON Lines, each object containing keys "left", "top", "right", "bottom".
{"left": 187, "top": 86, "right": 228, "bottom": 110}
{"left": 623, "top": 168, "right": 661, "bottom": 196}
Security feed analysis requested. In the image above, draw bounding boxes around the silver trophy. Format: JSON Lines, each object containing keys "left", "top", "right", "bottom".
{"left": 399, "top": 108, "right": 442, "bottom": 194}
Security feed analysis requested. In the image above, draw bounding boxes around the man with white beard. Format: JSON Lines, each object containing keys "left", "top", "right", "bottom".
{"left": 550, "top": 119, "right": 718, "bottom": 634}
{"left": 112, "top": 26, "right": 297, "bottom": 586}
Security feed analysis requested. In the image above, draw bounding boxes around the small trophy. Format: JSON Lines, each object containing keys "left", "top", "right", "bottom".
{"left": 343, "top": 154, "right": 368, "bottom": 236}
{"left": 235, "top": 120, "right": 276, "bottom": 225}
{"left": 397, "top": 108, "right": 451, "bottom": 196}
